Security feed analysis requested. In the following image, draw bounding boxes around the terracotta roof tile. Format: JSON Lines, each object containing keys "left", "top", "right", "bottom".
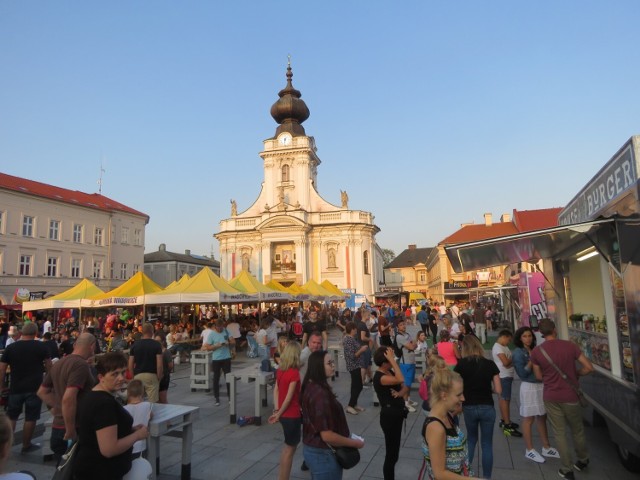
{"left": 440, "top": 222, "right": 519, "bottom": 245}
{"left": 386, "top": 247, "right": 433, "bottom": 268}
{"left": 512, "top": 207, "right": 562, "bottom": 232}
{"left": 0, "top": 172, "right": 149, "bottom": 221}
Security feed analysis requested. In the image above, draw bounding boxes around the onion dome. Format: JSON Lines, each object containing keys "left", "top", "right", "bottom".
{"left": 270, "top": 60, "right": 310, "bottom": 137}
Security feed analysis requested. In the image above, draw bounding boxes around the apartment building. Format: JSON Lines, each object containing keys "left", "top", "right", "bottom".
{"left": 0, "top": 172, "right": 149, "bottom": 305}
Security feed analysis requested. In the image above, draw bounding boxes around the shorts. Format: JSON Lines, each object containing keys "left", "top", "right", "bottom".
{"left": 400, "top": 363, "right": 416, "bottom": 388}
{"left": 7, "top": 392, "right": 42, "bottom": 422}
{"left": 499, "top": 376, "right": 513, "bottom": 401}
{"left": 159, "top": 375, "right": 170, "bottom": 392}
{"left": 358, "top": 348, "right": 371, "bottom": 369}
{"left": 280, "top": 417, "right": 302, "bottom": 446}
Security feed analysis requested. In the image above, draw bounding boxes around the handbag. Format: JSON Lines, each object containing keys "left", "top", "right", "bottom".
{"left": 327, "top": 444, "right": 361, "bottom": 469}
{"left": 538, "top": 346, "right": 589, "bottom": 407}
{"left": 52, "top": 441, "right": 78, "bottom": 480}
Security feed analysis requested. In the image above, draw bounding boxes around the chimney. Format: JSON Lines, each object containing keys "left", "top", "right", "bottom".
{"left": 500, "top": 213, "right": 511, "bottom": 223}
{"left": 408, "top": 244, "right": 417, "bottom": 250}
{"left": 185, "top": 249, "right": 191, "bottom": 256}
{"left": 484, "top": 213, "right": 493, "bottom": 226}
{"left": 159, "top": 243, "right": 166, "bottom": 251}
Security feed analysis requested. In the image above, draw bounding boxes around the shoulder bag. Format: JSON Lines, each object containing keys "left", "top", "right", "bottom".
{"left": 51, "top": 441, "right": 78, "bottom": 480}
{"left": 538, "top": 346, "right": 589, "bottom": 407}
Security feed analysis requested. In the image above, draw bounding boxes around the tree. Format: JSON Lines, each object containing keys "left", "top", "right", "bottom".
{"left": 381, "top": 248, "right": 396, "bottom": 267}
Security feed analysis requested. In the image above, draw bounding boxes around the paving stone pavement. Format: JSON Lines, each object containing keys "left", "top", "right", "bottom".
{"left": 6, "top": 325, "right": 638, "bottom": 479}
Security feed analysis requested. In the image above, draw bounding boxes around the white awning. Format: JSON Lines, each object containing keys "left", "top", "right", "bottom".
{"left": 444, "top": 218, "right": 615, "bottom": 273}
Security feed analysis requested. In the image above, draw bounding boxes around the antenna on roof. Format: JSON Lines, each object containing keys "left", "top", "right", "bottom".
{"left": 97, "top": 159, "right": 106, "bottom": 194}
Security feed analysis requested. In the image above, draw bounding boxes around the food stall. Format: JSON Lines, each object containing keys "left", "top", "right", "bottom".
{"left": 444, "top": 135, "right": 640, "bottom": 472}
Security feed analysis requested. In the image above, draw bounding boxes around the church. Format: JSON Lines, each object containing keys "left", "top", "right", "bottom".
{"left": 215, "top": 63, "right": 383, "bottom": 299}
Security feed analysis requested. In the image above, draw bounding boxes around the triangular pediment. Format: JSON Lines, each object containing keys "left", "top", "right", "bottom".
{"left": 257, "top": 215, "right": 307, "bottom": 230}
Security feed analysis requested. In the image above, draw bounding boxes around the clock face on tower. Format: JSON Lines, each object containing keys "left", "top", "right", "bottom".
{"left": 279, "top": 134, "right": 291, "bottom": 146}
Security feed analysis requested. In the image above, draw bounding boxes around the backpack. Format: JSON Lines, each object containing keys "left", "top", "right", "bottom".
{"left": 291, "top": 321, "right": 303, "bottom": 338}
{"left": 392, "top": 333, "right": 404, "bottom": 361}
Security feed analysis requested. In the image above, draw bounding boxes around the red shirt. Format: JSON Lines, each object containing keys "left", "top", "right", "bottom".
{"left": 530, "top": 339, "right": 582, "bottom": 403}
{"left": 276, "top": 368, "right": 301, "bottom": 418}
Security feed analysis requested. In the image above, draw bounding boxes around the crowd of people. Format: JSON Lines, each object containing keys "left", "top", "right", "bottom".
{"left": 0, "top": 300, "right": 595, "bottom": 480}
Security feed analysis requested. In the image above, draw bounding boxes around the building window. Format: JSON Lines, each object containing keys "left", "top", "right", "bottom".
{"left": 49, "top": 220, "right": 60, "bottom": 241}
{"left": 47, "top": 257, "right": 58, "bottom": 277}
{"left": 111, "top": 226, "right": 116, "bottom": 244}
{"left": 133, "top": 264, "right": 139, "bottom": 274}
{"left": 19, "top": 255, "right": 32, "bottom": 276}
{"left": 134, "top": 229, "right": 142, "bottom": 246}
{"left": 282, "top": 164, "right": 290, "bottom": 182}
{"left": 94, "top": 227, "right": 103, "bottom": 246}
{"left": 93, "top": 261, "right": 103, "bottom": 279}
{"left": 0, "top": 211, "right": 4, "bottom": 234}
{"left": 22, "top": 216, "right": 34, "bottom": 237}
{"left": 110, "top": 262, "right": 115, "bottom": 279}
{"left": 121, "top": 227, "right": 129, "bottom": 244}
{"left": 73, "top": 224, "right": 83, "bottom": 243}
{"left": 363, "top": 250, "right": 370, "bottom": 275}
{"left": 419, "top": 271, "right": 426, "bottom": 284}
{"left": 71, "top": 259, "right": 82, "bottom": 278}
{"left": 121, "top": 263, "right": 128, "bottom": 279}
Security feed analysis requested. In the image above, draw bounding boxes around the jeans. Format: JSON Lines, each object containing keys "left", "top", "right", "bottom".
{"left": 348, "top": 369, "right": 363, "bottom": 408}
{"left": 463, "top": 404, "right": 496, "bottom": 479}
{"left": 380, "top": 407, "right": 404, "bottom": 480}
{"left": 303, "top": 444, "right": 342, "bottom": 479}
{"left": 544, "top": 401, "right": 589, "bottom": 473}
{"left": 211, "top": 358, "right": 231, "bottom": 401}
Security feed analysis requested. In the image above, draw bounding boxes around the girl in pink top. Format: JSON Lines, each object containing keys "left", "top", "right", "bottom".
{"left": 436, "top": 330, "right": 461, "bottom": 367}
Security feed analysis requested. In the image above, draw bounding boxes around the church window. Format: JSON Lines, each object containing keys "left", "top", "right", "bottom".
{"left": 282, "top": 164, "right": 290, "bottom": 182}
{"left": 242, "top": 253, "right": 250, "bottom": 272}
{"left": 363, "top": 250, "right": 370, "bottom": 275}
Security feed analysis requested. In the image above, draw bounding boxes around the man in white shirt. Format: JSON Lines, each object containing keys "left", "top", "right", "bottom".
{"left": 200, "top": 321, "right": 213, "bottom": 347}
{"left": 43, "top": 316, "right": 53, "bottom": 335}
{"left": 492, "top": 329, "right": 522, "bottom": 437}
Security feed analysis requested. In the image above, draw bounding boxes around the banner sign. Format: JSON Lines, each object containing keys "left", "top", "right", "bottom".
{"left": 444, "top": 280, "right": 478, "bottom": 291}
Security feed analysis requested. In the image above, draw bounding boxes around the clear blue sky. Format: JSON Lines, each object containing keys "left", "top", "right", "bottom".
{"left": 2, "top": 1, "right": 639, "bottom": 259}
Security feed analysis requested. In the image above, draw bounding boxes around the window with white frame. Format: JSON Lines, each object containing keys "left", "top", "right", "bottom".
{"left": 121, "top": 227, "right": 129, "bottom": 244}
{"left": 419, "top": 271, "right": 426, "bottom": 284}
{"left": 94, "top": 227, "right": 103, "bottom": 246}
{"left": 0, "top": 211, "right": 5, "bottom": 234}
{"left": 133, "top": 229, "right": 141, "bottom": 246}
{"left": 71, "top": 259, "right": 82, "bottom": 278}
{"left": 121, "top": 263, "right": 128, "bottom": 279}
{"left": 110, "top": 262, "right": 115, "bottom": 279}
{"left": 19, "top": 254, "right": 32, "bottom": 276}
{"left": 47, "top": 257, "right": 59, "bottom": 277}
{"left": 22, "top": 216, "right": 34, "bottom": 237}
{"left": 93, "top": 260, "right": 103, "bottom": 279}
{"left": 73, "top": 224, "right": 83, "bottom": 243}
{"left": 49, "top": 220, "right": 60, "bottom": 241}
{"left": 133, "top": 264, "right": 139, "bottom": 274}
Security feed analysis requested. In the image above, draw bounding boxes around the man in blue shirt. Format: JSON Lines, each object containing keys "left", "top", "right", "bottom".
{"left": 417, "top": 304, "right": 429, "bottom": 337}
{"left": 203, "top": 319, "right": 235, "bottom": 406}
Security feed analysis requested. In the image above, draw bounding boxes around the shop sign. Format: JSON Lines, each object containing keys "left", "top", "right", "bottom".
{"left": 444, "top": 280, "right": 478, "bottom": 291}
{"left": 379, "top": 287, "right": 401, "bottom": 293}
{"left": 560, "top": 140, "right": 638, "bottom": 225}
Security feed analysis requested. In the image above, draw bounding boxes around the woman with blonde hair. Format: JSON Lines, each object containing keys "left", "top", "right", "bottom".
{"left": 453, "top": 335, "right": 501, "bottom": 479}
{"left": 268, "top": 341, "right": 302, "bottom": 480}
{"left": 419, "top": 353, "right": 447, "bottom": 415}
{"left": 421, "top": 369, "right": 478, "bottom": 479}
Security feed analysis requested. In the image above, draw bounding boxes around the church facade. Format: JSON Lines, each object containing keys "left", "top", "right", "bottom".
{"left": 215, "top": 64, "right": 383, "bottom": 298}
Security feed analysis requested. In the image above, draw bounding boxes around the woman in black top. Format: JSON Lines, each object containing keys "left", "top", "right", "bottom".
{"left": 74, "top": 352, "right": 149, "bottom": 480}
{"left": 373, "top": 346, "right": 408, "bottom": 480}
{"left": 453, "top": 335, "right": 501, "bottom": 479}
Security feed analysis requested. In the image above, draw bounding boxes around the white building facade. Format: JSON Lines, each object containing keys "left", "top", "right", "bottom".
{"left": 215, "top": 65, "right": 383, "bottom": 298}
{"left": 0, "top": 172, "right": 148, "bottom": 305}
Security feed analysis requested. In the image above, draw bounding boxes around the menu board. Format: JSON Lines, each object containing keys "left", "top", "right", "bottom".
{"left": 568, "top": 329, "right": 611, "bottom": 370}
{"left": 609, "top": 266, "right": 635, "bottom": 383}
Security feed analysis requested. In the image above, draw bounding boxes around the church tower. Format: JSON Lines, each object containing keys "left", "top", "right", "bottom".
{"left": 216, "top": 62, "right": 382, "bottom": 297}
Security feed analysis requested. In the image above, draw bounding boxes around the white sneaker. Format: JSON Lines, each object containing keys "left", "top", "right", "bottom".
{"left": 405, "top": 402, "right": 417, "bottom": 413}
{"left": 346, "top": 406, "right": 358, "bottom": 415}
{"left": 525, "top": 449, "right": 545, "bottom": 464}
{"left": 542, "top": 446, "right": 560, "bottom": 458}
{"left": 408, "top": 400, "right": 418, "bottom": 407}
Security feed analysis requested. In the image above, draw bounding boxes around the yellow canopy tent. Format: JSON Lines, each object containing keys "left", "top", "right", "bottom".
{"left": 265, "top": 279, "right": 291, "bottom": 293}
{"left": 145, "top": 267, "right": 256, "bottom": 304}
{"left": 320, "top": 280, "right": 348, "bottom": 299}
{"left": 228, "top": 271, "right": 291, "bottom": 301}
{"left": 22, "top": 279, "right": 105, "bottom": 312}
{"left": 90, "top": 272, "right": 163, "bottom": 307}
{"left": 286, "top": 283, "right": 312, "bottom": 301}
{"left": 164, "top": 273, "right": 191, "bottom": 290}
{"left": 302, "top": 279, "right": 338, "bottom": 300}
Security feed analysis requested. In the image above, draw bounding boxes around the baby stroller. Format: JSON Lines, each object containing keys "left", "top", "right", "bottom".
{"left": 246, "top": 335, "right": 259, "bottom": 358}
